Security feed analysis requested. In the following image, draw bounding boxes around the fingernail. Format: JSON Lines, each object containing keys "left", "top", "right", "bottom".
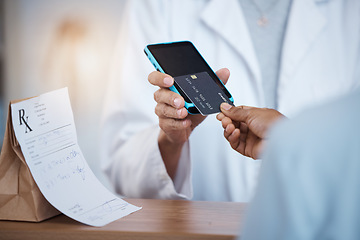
{"left": 225, "top": 124, "right": 231, "bottom": 133}
{"left": 216, "top": 113, "right": 221, "bottom": 120}
{"left": 174, "top": 98, "right": 181, "bottom": 108}
{"left": 221, "top": 103, "right": 232, "bottom": 111}
{"left": 177, "top": 109, "right": 183, "bottom": 117}
{"left": 183, "top": 119, "right": 190, "bottom": 127}
{"left": 164, "top": 77, "right": 173, "bottom": 86}
{"left": 231, "top": 129, "right": 237, "bottom": 137}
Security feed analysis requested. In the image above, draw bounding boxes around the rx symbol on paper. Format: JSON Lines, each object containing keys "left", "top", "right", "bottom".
{"left": 19, "top": 109, "right": 33, "bottom": 133}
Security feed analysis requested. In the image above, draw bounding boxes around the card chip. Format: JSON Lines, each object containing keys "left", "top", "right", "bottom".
{"left": 174, "top": 71, "right": 234, "bottom": 115}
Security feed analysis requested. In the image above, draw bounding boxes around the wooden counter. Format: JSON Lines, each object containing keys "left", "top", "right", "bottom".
{"left": 0, "top": 198, "right": 246, "bottom": 240}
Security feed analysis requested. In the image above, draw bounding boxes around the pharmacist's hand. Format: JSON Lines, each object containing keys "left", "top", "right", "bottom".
{"left": 217, "top": 105, "right": 284, "bottom": 159}
{"left": 148, "top": 68, "right": 230, "bottom": 145}
{"left": 149, "top": 68, "right": 230, "bottom": 179}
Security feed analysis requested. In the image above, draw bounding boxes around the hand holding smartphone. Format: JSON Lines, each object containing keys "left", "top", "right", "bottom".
{"left": 144, "top": 41, "right": 234, "bottom": 115}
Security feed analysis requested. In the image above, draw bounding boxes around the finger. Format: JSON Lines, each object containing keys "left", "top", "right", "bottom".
{"left": 159, "top": 117, "right": 191, "bottom": 133}
{"left": 239, "top": 122, "right": 248, "bottom": 133}
{"left": 154, "top": 88, "right": 185, "bottom": 109}
{"left": 224, "top": 127, "right": 238, "bottom": 150}
{"left": 228, "top": 128, "right": 241, "bottom": 145}
{"left": 224, "top": 128, "right": 231, "bottom": 140}
{"left": 155, "top": 103, "right": 188, "bottom": 119}
{"left": 244, "top": 131, "right": 259, "bottom": 159}
{"left": 216, "top": 112, "right": 225, "bottom": 121}
{"left": 225, "top": 123, "right": 236, "bottom": 134}
{"left": 220, "top": 104, "right": 256, "bottom": 123}
{"left": 228, "top": 129, "right": 242, "bottom": 152}
{"left": 232, "top": 118, "right": 241, "bottom": 129}
{"left": 239, "top": 122, "right": 248, "bottom": 142}
{"left": 221, "top": 116, "right": 233, "bottom": 129}
{"left": 234, "top": 124, "right": 248, "bottom": 156}
{"left": 148, "top": 71, "right": 174, "bottom": 88}
{"left": 215, "top": 68, "right": 230, "bottom": 85}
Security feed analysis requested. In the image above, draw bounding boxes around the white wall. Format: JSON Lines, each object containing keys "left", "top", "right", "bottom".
{"left": 2, "top": 0, "right": 126, "bottom": 189}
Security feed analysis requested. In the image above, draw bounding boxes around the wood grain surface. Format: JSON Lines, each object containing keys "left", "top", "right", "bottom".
{"left": 0, "top": 198, "right": 246, "bottom": 240}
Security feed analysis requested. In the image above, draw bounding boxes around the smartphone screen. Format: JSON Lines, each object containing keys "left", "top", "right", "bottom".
{"left": 145, "top": 41, "right": 233, "bottom": 114}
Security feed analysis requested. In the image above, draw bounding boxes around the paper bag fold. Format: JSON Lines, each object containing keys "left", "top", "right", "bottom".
{"left": 0, "top": 101, "right": 60, "bottom": 222}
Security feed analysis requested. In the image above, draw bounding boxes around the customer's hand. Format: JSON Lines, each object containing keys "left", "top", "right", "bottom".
{"left": 217, "top": 104, "right": 284, "bottom": 159}
{"left": 148, "top": 68, "right": 230, "bottom": 178}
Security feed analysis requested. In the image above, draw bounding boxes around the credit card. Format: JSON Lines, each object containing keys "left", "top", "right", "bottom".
{"left": 174, "top": 71, "right": 234, "bottom": 115}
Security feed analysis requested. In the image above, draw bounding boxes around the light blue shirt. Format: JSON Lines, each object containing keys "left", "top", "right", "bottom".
{"left": 241, "top": 88, "right": 360, "bottom": 239}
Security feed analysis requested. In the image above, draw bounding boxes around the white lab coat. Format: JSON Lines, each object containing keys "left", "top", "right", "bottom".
{"left": 100, "top": 0, "right": 360, "bottom": 202}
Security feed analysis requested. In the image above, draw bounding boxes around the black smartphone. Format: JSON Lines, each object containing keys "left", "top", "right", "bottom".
{"left": 144, "top": 41, "right": 234, "bottom": 115}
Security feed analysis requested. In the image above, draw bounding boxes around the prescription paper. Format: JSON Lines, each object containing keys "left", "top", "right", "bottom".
{"left": 11, "top": 88, "right": 141, "bottom": 227}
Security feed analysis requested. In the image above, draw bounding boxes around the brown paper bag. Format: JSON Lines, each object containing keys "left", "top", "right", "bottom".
{"left": 0, "top": 100, "right": 60, "bottom": 222}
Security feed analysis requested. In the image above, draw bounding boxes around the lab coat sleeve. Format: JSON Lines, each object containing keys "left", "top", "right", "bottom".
{"left": 99, "top": 0, "right": 193, "bottom": 199}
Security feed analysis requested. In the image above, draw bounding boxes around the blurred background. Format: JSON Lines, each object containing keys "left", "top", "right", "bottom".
{"left": 0, "top": 0, "right": 127, "bottom": 188}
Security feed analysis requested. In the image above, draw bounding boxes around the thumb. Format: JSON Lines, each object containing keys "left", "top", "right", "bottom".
{"left": 220, "top": 103, "right": 253, "bottom": 123}
{"left": 215, "top": 68, "right": 230, "bottom": 85}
